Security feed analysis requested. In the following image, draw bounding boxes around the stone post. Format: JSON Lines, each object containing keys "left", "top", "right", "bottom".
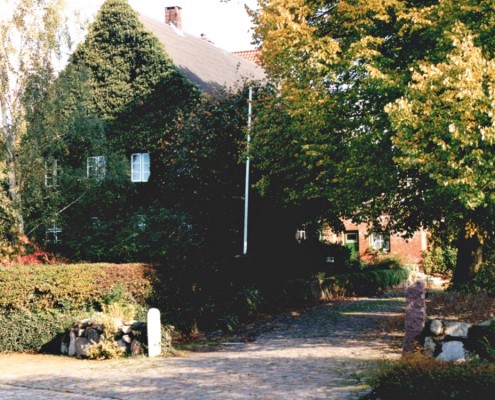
{"left": 147, "top": 308, "right": 162, "bottom": 357}
{"left": 403, "top": 280, "right": 426, "bottom": 353}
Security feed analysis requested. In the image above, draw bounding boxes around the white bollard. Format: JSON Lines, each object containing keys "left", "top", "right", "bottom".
{"left": 147, "top": 308, "right": 162, "bottom": 357}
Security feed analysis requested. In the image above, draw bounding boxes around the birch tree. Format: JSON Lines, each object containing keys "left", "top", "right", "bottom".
{"left": 0, "top": 0, "right": 67, "bottom": 244}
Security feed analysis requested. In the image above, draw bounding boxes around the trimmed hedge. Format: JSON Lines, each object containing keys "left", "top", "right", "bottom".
{"left": 0, "top": 263, "right": 409, "bottom": 352}
{"left": 0, "top": 263, "right": 155, "bottom": 352}
{"left": 0, "top": 309, "right": 90, "bottom": 353}
{"left": 367, "top": 354, "right": 495, "bottom": 400}
{"left": 0, "top": 263, "right": 155, "bottom": 311}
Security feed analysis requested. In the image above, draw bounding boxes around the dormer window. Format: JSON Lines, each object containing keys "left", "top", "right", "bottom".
{"left": 131, "top": 153, "right": 150, "bottom": 182}
{"left": 87, "top": 156, "right": 106, "bottom": 180}
{"left": 45, "top": 159, "right": 58, "bottom": 187}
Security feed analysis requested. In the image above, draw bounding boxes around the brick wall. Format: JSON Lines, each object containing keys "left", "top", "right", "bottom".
{"left": 322, "top": 219, "right": 427, "bottom": 266}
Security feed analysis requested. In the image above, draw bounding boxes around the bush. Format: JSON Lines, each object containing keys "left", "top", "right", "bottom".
{"left": 367, "top": 353, "right": 495, "bottom": 400}
{"left": 0, "top": 263, "right": 154, "bottom": 352}
{"left": 0, "top": 263, "right": 154, "bottom": 312}
{"left": 449, "top": 262, "right": 495, "bottom": 296}
{"left": 0, "top": 309, "right": 91, "bottom": 352}
{"left": 87, "top": 338, "right": 125, "bottom": 360}
{"left": 423, "top": 245, "right": 457, "bottom": 276}
{"left": 322, "top": 267, "right": 410, "bottom": 297}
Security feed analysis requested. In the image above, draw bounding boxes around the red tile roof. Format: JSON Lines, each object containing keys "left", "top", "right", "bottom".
{"left": 232, "top": 50, "right": 262, "bottom": 65}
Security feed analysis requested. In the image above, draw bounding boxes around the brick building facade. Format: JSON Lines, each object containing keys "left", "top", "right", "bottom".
{"left": 322, "top": 219, "right": 427, "bottom": 266}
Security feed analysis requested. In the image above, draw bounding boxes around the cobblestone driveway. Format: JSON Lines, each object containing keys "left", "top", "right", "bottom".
{"left": 0, "top": 295, "right": 404, "bottom": 399}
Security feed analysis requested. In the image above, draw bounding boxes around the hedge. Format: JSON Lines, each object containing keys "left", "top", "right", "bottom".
{"left": 0, "top": 263, "right": 155, "bottom": 311}
{"left": 0, "top": 263, "right": 155, "bottom": 352}
{"left": 0, "top": 263, "right": 409, "bottom": 352}
{"left": 0, "top": 309, "right": 91, "bottom": 353}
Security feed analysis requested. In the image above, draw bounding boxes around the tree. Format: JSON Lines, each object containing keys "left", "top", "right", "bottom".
{"left": 21, "top": 64, "right": 110, "bottom": 247}
{"left": 251, "top": 0, "right": 495, "bottom": 286}
{"left": 387, "top": 23, "right": 495, "bottom": 285}
{"left": 0, "top": 0, "right": 68, "bottom": 246}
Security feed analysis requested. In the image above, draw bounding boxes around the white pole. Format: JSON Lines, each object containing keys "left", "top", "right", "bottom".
{"left": 243, "top": 87, "right": 253, "bottom": 255}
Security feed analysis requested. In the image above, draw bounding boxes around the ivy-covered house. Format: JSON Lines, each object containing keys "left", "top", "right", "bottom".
{"left": 23, "top": 0, "right": 264, "bottom": 262}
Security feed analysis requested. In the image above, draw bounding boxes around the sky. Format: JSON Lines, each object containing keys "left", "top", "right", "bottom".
{"left": 68, "top": 0, "right": 259, "bottom": 52}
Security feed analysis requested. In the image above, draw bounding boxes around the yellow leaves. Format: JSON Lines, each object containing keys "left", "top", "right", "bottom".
{"left": 386, "top": 19, "right": 495, "bottom": 211}
{"left": 464, "top": 220, "right": 488, "bottom": 242}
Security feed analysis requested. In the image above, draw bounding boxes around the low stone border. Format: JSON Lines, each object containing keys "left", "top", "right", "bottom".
{"left": 61, "top": 318, "right": 149, "bottom": 358}
{"left": 422, "top": 318, "right": 495, "bottom": 362}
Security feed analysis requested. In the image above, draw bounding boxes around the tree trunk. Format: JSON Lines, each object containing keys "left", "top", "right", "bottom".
{"left": 452, "top": 228, "right": 483, "bottom": 288}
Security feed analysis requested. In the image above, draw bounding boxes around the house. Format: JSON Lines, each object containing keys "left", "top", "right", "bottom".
{"left": 321, "top": 219, "right": 427, "bottom": 266}
{"left": 139, "top": 6, "right": 265, "bottom": 93}
{"left": 231, "top": 50, "right": 262, "bottom": 65}
{"left": 42, "top": 3, "right": 265, "bottom": 251}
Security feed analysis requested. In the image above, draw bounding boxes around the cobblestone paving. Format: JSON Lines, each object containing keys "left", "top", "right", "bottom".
{"left": 0, "top": 295, "right": 405, "bottom": 399}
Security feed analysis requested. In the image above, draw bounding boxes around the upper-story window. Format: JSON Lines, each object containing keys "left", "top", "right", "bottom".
{"left": 45, "top": 159, "right": 58, "bottom": 187}
{"left": 87, "top": 156, "right": 106, "bottom": 180}
{"left": 131, "top": 153, "right": 150, "bottom": 182}
{"left": 370, "top": 232, "right": 390, "bottom": 252}
{"left": 46, "top": 224, "right": 62, "bottom": 244}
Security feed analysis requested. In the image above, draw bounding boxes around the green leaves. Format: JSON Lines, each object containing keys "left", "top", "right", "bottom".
{"left": 388, "top": 22, "right": 495, "bottom": 211}
{"left": 253, "top": 0, "right": 495, "bottom": 285}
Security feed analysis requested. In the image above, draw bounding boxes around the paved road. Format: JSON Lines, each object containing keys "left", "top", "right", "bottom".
{"left": 0, "top": 295, "right": 404, "bottom": 399}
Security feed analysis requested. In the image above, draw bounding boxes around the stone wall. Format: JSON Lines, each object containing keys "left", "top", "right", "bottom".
{"left": 61, "top": 316, "right": 174, "bottom": 358}
{"left": 422, "top": 318, "right": 495, "bottom": 362}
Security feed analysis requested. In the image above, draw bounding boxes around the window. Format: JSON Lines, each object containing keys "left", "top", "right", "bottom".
{"left": 135, "top": 214, "right": 146, "bottom": 231}
{"left": 295, "top": 228, "right": 307, "bottom": 243}
{"left": 131, "top": 153, "right": 150, "bottom": 182}
{"left": 46, "top": 224, "right": 62, "bottom": 244}
{"left": 370, "top": 232, "right": 390, "bottom": 252}
{"left": 344, "top": 232, "right": 358, "bottom": 243}
{"left": 45, "top": 159, "right": 58, "bottom": 187}
{"left": 91, "top": 217, "right": 101, "bottom": 229}
{"left": 87, "top": 156, "right": 106, "bottom": 180}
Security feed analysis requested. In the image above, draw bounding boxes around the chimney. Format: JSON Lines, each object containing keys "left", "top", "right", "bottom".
{"left": 165, "top": 6, "right": 182, "bottom": 30}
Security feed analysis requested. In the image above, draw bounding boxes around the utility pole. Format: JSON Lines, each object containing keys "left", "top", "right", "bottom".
{"left": 243, "top": 87, "right": 253, "bottom": 255}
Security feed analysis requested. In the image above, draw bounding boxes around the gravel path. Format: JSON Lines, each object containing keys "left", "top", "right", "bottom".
{"left": 0, "top": 294, "right": 405, "bottom": 400}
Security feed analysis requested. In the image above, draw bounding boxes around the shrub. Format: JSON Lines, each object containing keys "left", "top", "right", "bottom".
{"left": 454, "top": 264, "right": 495, "bottom": 296}
{"left": 0, "top": 309, "right": 91, "bottom": 352}
{"left": 0, "top": 263, "right": 154, "bottom": 353}
{"left": 87, "top": 338, "right": 125, "bottom": 360}
{"left": 423, "top": 245, "right": 457, "bottom": 276}
{"left": 367, "top": 353, "right": 495, "bottom": 400}
{"left": 323, "top": 267, "right": 409, "bottom": 297}
{"left": 0, "top": 263, "right": 154, "bottom": 312}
